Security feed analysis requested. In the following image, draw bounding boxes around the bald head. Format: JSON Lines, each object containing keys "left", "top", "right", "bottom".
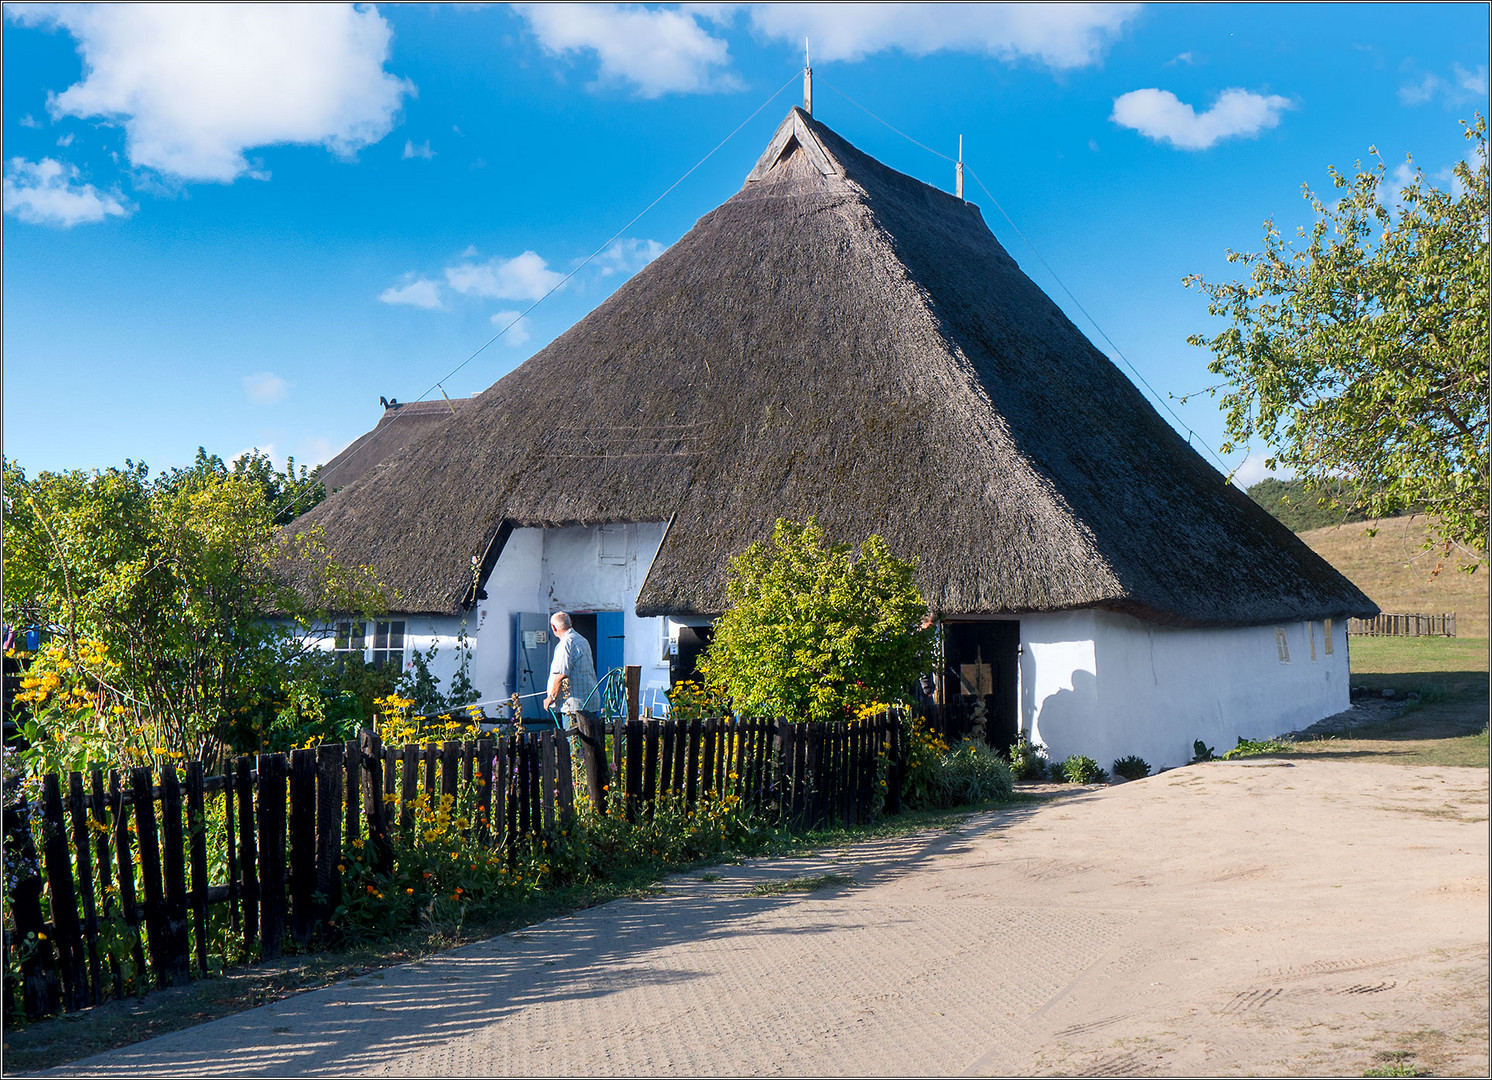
{"left": 550, "top": 611, "right": 572, "bottom": 633}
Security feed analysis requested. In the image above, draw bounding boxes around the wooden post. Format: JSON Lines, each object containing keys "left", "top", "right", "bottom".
{"left": 423, "top": 742, "right": 438, "bottom": 802}
{"left": 343, "top": 738, "right": 361, "bottom": 846}
{"left": 554, "top": 731, "right": 575, "bottom": 825}
{"left": 233, "top": 758, "right": 257, "bottom": 960}
{"left": 256, "top": 753, "right": 288, "bottom": 962}
{"left": 400, "top": 743, "right": 419, "bottom": 833}
{"left": 625, "top": 665, "right": 641, "bottom": 722}
{"left": 641, "top": 719, "right": 659, "bottom": 813}
{"left": 685, "top": 718, "right": 702, "bottom": 807}
{"left": 359, "top": 730, "right": 389, "bottom": 876}
{"left": 540, "top": 731, "right": 556, "bottom": 834}
{"left": 287, "top": 749, "right": 317, "bottom": 947}
{"left": 66, "top": 772, "right": 103, "bottom": 1004}
{"left": 517, "top": 735, "right": 533, "bottom": 839}
{"left": 42, "top": 773, "right": 88, "bottom": 1009}
{"left": 316, "top": 744, "right": 343, "bottom": 939}
{"left": 659, "top": 720, "right": 675, "bottom": 798}
{"left": 496, "top": 736, "right": 511, "bottom": 855}
{"left": 671, "top": 719, "right": 688, "bottom": 794}
{"left": 183, "top": 762, "right": 210, "bottom": 978}
{"left": 4, "top": 792, "right": 59, "bottom": 1018}
{"left": 156, "top": 766, "right": 192, "bottom": 983}
{"left": 476, "top": 737, "right": 495, "bottom": 840}
{"left": 89, "top": 769, "right": 123, "bottom": 1000}
{"left": 441, "top": 741, "right": 460, "bottom": 805}
{"left": 624, "top": 719, "right": 644, "bottom": 819}
{"left": 576, "top": 713, "right": 609, "bottom": 817}
{"left": 700, "top": 719, "right": 717, "bottom": 799}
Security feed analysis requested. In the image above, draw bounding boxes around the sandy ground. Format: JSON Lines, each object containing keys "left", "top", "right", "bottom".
{"left": 40, "top": 760, "right": 1488, "bottom": 1077}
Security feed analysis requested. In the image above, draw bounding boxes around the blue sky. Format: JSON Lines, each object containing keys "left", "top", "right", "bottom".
{"left": 5, "top": 3, "right": 1487, "bottom": 487}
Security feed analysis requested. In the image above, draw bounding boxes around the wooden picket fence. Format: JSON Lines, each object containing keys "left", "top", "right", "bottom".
{"left": 1347, "top": 612, "right": 1457, "bottom": 638}
{"left": 3, "top": 713, "right": 904, "bottom": 1021}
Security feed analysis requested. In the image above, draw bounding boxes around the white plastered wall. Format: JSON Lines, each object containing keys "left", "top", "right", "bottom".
{"left": 1023, "top": 610, "right": 1351, "bottom": 771}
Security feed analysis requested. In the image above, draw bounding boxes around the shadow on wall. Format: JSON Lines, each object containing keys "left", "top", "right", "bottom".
{"left": 1035, "top": 669, "right": 1098, "bottom": 757}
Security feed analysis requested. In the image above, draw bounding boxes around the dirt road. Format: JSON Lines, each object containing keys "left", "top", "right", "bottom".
{"left": 44, "top": 760, "right": 1488, "bottom": 1076}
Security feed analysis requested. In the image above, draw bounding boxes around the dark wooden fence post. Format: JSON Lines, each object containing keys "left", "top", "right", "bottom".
{"left": 316, "top": 743, "right": 343, "bottom": 939}
{"left": 5, "top": 791, "right": 59, "bottom": 1018}
{"left": 288, "top": 749, "right": 317, "bottom": 947}
{"left": 441, "top": 741, "right": 460, "bottom": 804}
{"left": 624, "top": 720, "right": 644, "bottom": 819}
{"left": 477, "top": 737, "right": 495, "bottom": 840}
{"left": 359, "top": 730, "right": 389, "bottom": 875}
{"left": 625, "top": 666, "right": 641, "bottom": 722}
{"left": 158, "top": 765, "right": 192, "bottom": 981}
{"left": 343, "top": 738, "right": 361, "bottom": 847}
{"left": 554, "top": 732, "right": 575, "bottom": 825}
{"left": 130, "top": 768, "right": 169, "bottom": 986}
{"left": 641, "top": 720, "right": 659, "bottom": 813}
{"left": 540, "top": 731, "right": 557, "bottom": 834}
{"left": 42, "top": 773, "right": 88, "bottom": 1009}
{"left": 66, "top": 772, "right": 102, "bottom": 1004}
{"left": 183, "top": 761, "right": 210, "bottom": 977}
{"left": 89, "top": 768, "right": 123, "bottom": 1000}
{"left": 577, "top": 713, "right": 609, "bottom": 816}
{"left": 400, "top": 743, "right": 419, "bottom": 833}
{"left": 256, "top": 753, "right": 287, "bottom": 961}
{"left": 235, "top": 756, "right": 259, "bottom": 957}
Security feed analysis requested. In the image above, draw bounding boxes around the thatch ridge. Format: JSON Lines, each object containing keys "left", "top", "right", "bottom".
{"left": 284, "top": 108, "right": 1376, "bottom": 627}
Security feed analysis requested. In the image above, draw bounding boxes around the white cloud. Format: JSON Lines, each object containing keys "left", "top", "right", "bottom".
{"left": 596, "top": 237, "right": 664, "bottom": 277}
{"left": 744, "top": 2, "right": 1140, "bottom": 68}
{"left": 3, "top": 156, "right": 129, "bottom": 226}
{"left": 445, "top": 251, "right": 564, "bottom": 301}
{"left": 12, "top": 4, "right": 412, "bottom": 182}
{"left": 242, "top": 371, "right": 289, "bottom": 404}
{"left": 491, "top": 310, "right": 532, "bottom": 347}
{"left": 298, "top": 435, "right": 338, "bottom": 467}
{"left": 1111, "top": 88, "right": 1294, "bottom": 150}
{"left": 1166, "top": 51, "right": 1195, "bottom": 66}
{"left": 1231, "top": 452, "right": 1292, "bottom": 490}
{"left": 517, "top": 3, "right": 738, "bottom": 97}
{"left": 378, "top": 277, "right": 444, "bottom": 309}
{"left": 56, "top": 133, "right": 75, "bottom": 147}
{"left": 19, "top": 113, "right": 41, "bottom": 128}
{"left": 1399, "top": 64, "right": 1487, "bottom": 107}
{"left": 402, "top": 139, "right": 434, "bottom": 160}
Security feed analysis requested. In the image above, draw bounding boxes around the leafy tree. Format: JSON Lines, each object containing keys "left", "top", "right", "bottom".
{"left": 698, "top": 518, "right": 932, "bottom": 723}
{"left": 3, "top": 452, "right": 382, "bottom": 770}
{"left": 1186, "top": 115, "right": 1488, "bottom": 569}
{"left": 1246, "top": 477, "right": 1393, "bottom": 533}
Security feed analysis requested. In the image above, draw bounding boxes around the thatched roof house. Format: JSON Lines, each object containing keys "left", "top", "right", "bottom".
{"left": 290, "top": 107, "right": 1376, "bottom": 767}
{"left": 317, "top": 397, "right": 472, "bottom": 494}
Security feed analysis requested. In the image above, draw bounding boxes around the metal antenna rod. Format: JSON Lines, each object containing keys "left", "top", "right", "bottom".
{"left": 956, "top": 134, "right": 964, "bottom": 200}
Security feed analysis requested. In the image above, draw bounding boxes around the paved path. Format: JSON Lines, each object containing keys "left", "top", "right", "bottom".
{"left": 46, "top": 760, "right": 1488, "bottom": 1076}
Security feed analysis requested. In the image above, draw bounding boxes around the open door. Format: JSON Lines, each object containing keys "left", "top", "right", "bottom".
{"left": 943, "top": 620, "right": 1020, "bottom": 752}
{"left": 513, "top": 613, "right": 552, "bottom": 709}
{"left": 595, "top": 611, "right": 625, "bottom": 678}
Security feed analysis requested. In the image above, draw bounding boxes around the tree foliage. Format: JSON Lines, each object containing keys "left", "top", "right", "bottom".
{"left": 698, "top": 518, "right": 932, "bottom": 723}
{"left": 3, "top": 450, "right": 384, "bottom": 769}
{"left": 1246, "top": 477, "right": 1392, "bottom": 533}
{"left": 1186, "top": 115, "right": 1488, "bottom": 568}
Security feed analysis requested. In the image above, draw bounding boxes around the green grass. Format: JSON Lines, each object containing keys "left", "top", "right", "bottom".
{"left": 748, "top": 872, "right": 856, "bottom": 896}
{"left": 1281, "top": 635, "right": 1490, "bottom": 767}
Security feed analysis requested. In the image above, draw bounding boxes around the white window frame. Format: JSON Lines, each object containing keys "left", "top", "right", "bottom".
{"left": 1274, "top": 627, "right": 1291, "bottom": 664}
{"left": 1324, "top": 618, "right": 1334, "bottom": 655}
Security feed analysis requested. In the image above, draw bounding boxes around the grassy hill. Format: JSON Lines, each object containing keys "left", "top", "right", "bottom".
{"left": 1246, "top": 477, "right": 1384, "bottom": 533}
{"left": 1298, "top": 515, "right": 1488, "bottom": 639}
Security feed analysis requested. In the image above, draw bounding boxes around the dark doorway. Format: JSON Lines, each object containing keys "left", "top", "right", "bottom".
{"left": 943, "top": 620, "right": 1020, "bottom": 753}
{"left": 670, "top": 625, "right": 714, "bottom": 687}
{"left": 569, "top": 612, "right": 599, "bottom": 667}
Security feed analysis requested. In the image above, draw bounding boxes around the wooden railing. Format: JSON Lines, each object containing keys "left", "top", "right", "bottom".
{"left": 1348, "top": 612, "right": 1457, "bottom": 638}
{"left": 3, "top": 713, "right": 904, "bottom": 1021}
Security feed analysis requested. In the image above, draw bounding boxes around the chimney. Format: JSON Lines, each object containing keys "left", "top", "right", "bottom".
{"left": 803, "top": 38, "right": 812, "bottom": 116}
{"left": 956, "top": 135, "right": 964, "bottom": 201}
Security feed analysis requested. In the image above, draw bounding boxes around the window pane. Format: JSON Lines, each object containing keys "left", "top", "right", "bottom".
{"left": 335, "top": 621, "right": 350, "bottom": 650}
{"left": 389, "top": 621, "right": 405, "bottom": 649}
{"left": 374, "top": 621, "right": 389, "bottom": 650}
{"left": 351, "top": 622, "right": 365, "bottom": 651}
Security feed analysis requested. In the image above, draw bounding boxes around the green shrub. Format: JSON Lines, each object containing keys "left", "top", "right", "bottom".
{"left": 1111, "top": 755, "right": 1151, "bottom": 781}
{"left": 1061, "top": 755, "right": 1106, "bottom": 784}
{"left": 1220, "top": 736, "right": 1294, "bottom": 759}
{"left": 1006, "top": 735, "right": 1049, "bottom": 781}
{"left": 941, "top": 739, "right": 1015, "bottom": 804}
{"left": 1189, "top": 739, "right": 1216, "bottom": 763}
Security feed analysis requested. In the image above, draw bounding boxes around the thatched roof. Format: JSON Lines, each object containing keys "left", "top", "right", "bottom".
{"left": 316, "top": 398, "right": 471, "bottom": 494}
{"left": 285, "top": 108, "right": 1377, "bottom": 626}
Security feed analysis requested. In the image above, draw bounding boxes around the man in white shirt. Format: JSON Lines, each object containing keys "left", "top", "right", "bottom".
{"left": 543, "top": 611, "right": 598, "bottom": 722}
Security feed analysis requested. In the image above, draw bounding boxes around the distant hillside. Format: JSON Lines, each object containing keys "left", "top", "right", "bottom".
{"left": 1246, "top": 478, "right": 1389, "bottom": 533}
{"left": 1298, "top": 515, "right": 1488, "bottom": 638}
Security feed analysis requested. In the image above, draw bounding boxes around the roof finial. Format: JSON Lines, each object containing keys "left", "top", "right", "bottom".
{"left": 803, "top": 38, "right": 812, "bottom": 116}
{"left": 956, "top": 134, "right": 964, "bottom": 201}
